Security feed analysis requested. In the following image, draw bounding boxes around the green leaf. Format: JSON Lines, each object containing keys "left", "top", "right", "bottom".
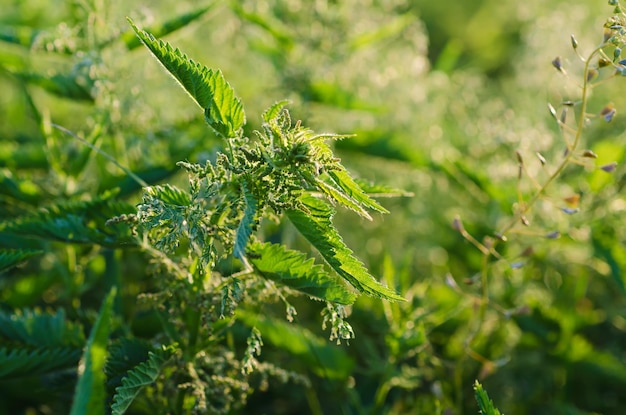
{"left": 0, "top": 309, "right": 85, "bottom": 347}
{"left": 262, "top": 100, "right": 290, "bottom": 123}
{"left": 247, "top": 241, "right": 357, "bottom": 304}
{"left": 233, "top": 183, "right": 257, "bottom": 263}
{"left": 0, "top": 249, "right": 42, "bottom": 274}
{"left": 122, "top": 4, "right": 215, "bottom": 50}
{"left": 17, "top": 71, "right": 94, "bottom": 101}
{"left": 144, "top": 184, "right": 191, "bottom": 206}
{"left": 110, "top": 346, "right": 174, "bottom": 415}
{"left": 237, "top": 309, "right": 353, "bottom": 380}
{"left": 314, "top": 177, "right": 371, "bottom": 220}
{"left": 353, "top": 178, "right": 414, "bottom": 198}
{"left": 327, "top": 169, "right": 389, "bottom": 214}
{"left": 0, "top": 197, "right": 135, "bottom": 246}
{"left": 474, "top": 381, "right": 502, "bottom": 415}
{"left": 286, "top": 194, "right": 404, "bottom": 302}
{"left": 128, "top": 19, "right": 245, "bottom": 138}
{"left": 70, "top": 288, "right": 116, "bottom": 415}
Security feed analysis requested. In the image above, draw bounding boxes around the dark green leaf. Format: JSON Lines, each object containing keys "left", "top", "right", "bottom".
{"left": 233, "top": 184, "right": 257, "bottom": 263}
{"left": 247, "top": 241, "right": 356, "bottom": 304}
{"left": 0, "top": 249, "right": 42, "bottom": 274}
{"left": 110, "top": 346, "right": 174, "bottom": 415}
{"left": 286, "top": 194, "right": 404, "bottom": 301}
{"left": 474, "top": 381, "right": 502, "bottom": 415}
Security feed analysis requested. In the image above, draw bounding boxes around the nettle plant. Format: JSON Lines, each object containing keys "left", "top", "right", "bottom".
{"left": 97, "top": 20, "right": 406, "bottom": 413}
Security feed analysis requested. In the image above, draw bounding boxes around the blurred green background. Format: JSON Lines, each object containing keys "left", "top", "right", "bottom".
{"left": 1, "top": 0, "right": 626, "bottom": 414}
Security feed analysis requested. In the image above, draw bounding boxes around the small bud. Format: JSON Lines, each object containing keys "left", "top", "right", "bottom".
{"left": 619, "top": 59, "right": 626, "bottom": 66}
{"left": 494, "top": 232, "right": 507, "bottom": 242}
{"left": 561, "top": 207, "right": 580, "bottom": 215}
{"left": 483, "top": 236, "right": 494, "bottom": 250}
{"left": 600, "top": 104, "right": 617, "bottom": 122}
{"left": 552, "top": 56, "right": 565, "bottom": 73}
{"left": 562, "top": 100, "right": 576, "bottom": 106}
{"left": 515, "top": 150, "right": 524, "bottom": 164}
{"left": 560, "top": 107, "right": 568, "bottom": 124}
{"left": 570, "top": 34, "right": 578, "bottom": 49}
{"left": 518, "top": 164, "right": 523, "bottom": 179}
{"left": 563, "top": 194, "right": 580, "bottom": 207}
{"left": 545, "top": 231, "right": 561, "bottom": 239}
{"left": 609, "top": 0, "right": 618, "bottom": 5}
{"left": 445, "top": 273, "right": 459, "bottom": 290}
{"left": 536, "top": 152, "right": 547, "bottom": 165}
{"left": 521, "top": 246, "right": 534, "bottom": 257}
{"left": 615, "top": 47, "right": 622, "bottom": 61}
{"left": 598, "top": 58, "right": 612, "bottom": 68}
{"left": 521, "top": 216, "right": 530, "bottom": 226}
{"left": 587, "top": 68, "right": 599, "bottom": 82}
{"left": 600, "top": 162, "right": 618, "bottom": 172}
{"left": 452, "top": 216, "right": 464, "bottom": 233}
{"left": 510, "top": 262, "right": 525, "bottom": 269}
{"left": 582, "top": 149, "right": 598, "bottom": 158}
{"left": 548, "top": 103, "right": 557, "bottom": 119}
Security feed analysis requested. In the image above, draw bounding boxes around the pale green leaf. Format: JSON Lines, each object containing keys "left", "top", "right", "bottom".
{"left": 128, "top": 19, "right": 245, "bottom": 138}
{"left": 110, "top": 347, "right": 174, "bottom": 415}
{"left": 70, "top": 288, "right": 116, "bottom": 415}
{"left": 262, "top": 100, "right": 290, "bottom": 123}
{"left": 143, "top": 184, "right": 191, "bottom": 206}
{"left": 353, "top": 178, "right": 414, "bottom": 198}
{"left": 247, "top": 241, "right": 356, "bottom": 304}
{"left": 328, "top": 169, "right": 389, "bottom": 214}
{"left": 286, "top": 194, "right": 404, "bottom": 302}
{"left": 314, "top": 177, "right": 372, "bottom": 220}
{"left": 123, "top": 4, "right": 215, "bottom": 50}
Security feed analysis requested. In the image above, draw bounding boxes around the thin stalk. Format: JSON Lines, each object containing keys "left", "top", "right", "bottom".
{"left": 497, "top": 46, "right": 604, "bottom": 237}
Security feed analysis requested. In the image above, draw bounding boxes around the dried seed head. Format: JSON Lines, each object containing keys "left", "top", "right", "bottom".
{"left": 521, "top": 216, "right": 530, "bottom": 226}
{"left": 515, "top": 150, "right": 524, "bottom": 164}
{"left": 600, "top": 162, "right": 618, "bottom": 173}
{"left": 521, "top": 246, "right": 534, "bottom": 257}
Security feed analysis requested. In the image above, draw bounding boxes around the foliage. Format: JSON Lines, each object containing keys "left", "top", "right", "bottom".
{"left": 1, "top": 0, "right": 626, "bottom": 414}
